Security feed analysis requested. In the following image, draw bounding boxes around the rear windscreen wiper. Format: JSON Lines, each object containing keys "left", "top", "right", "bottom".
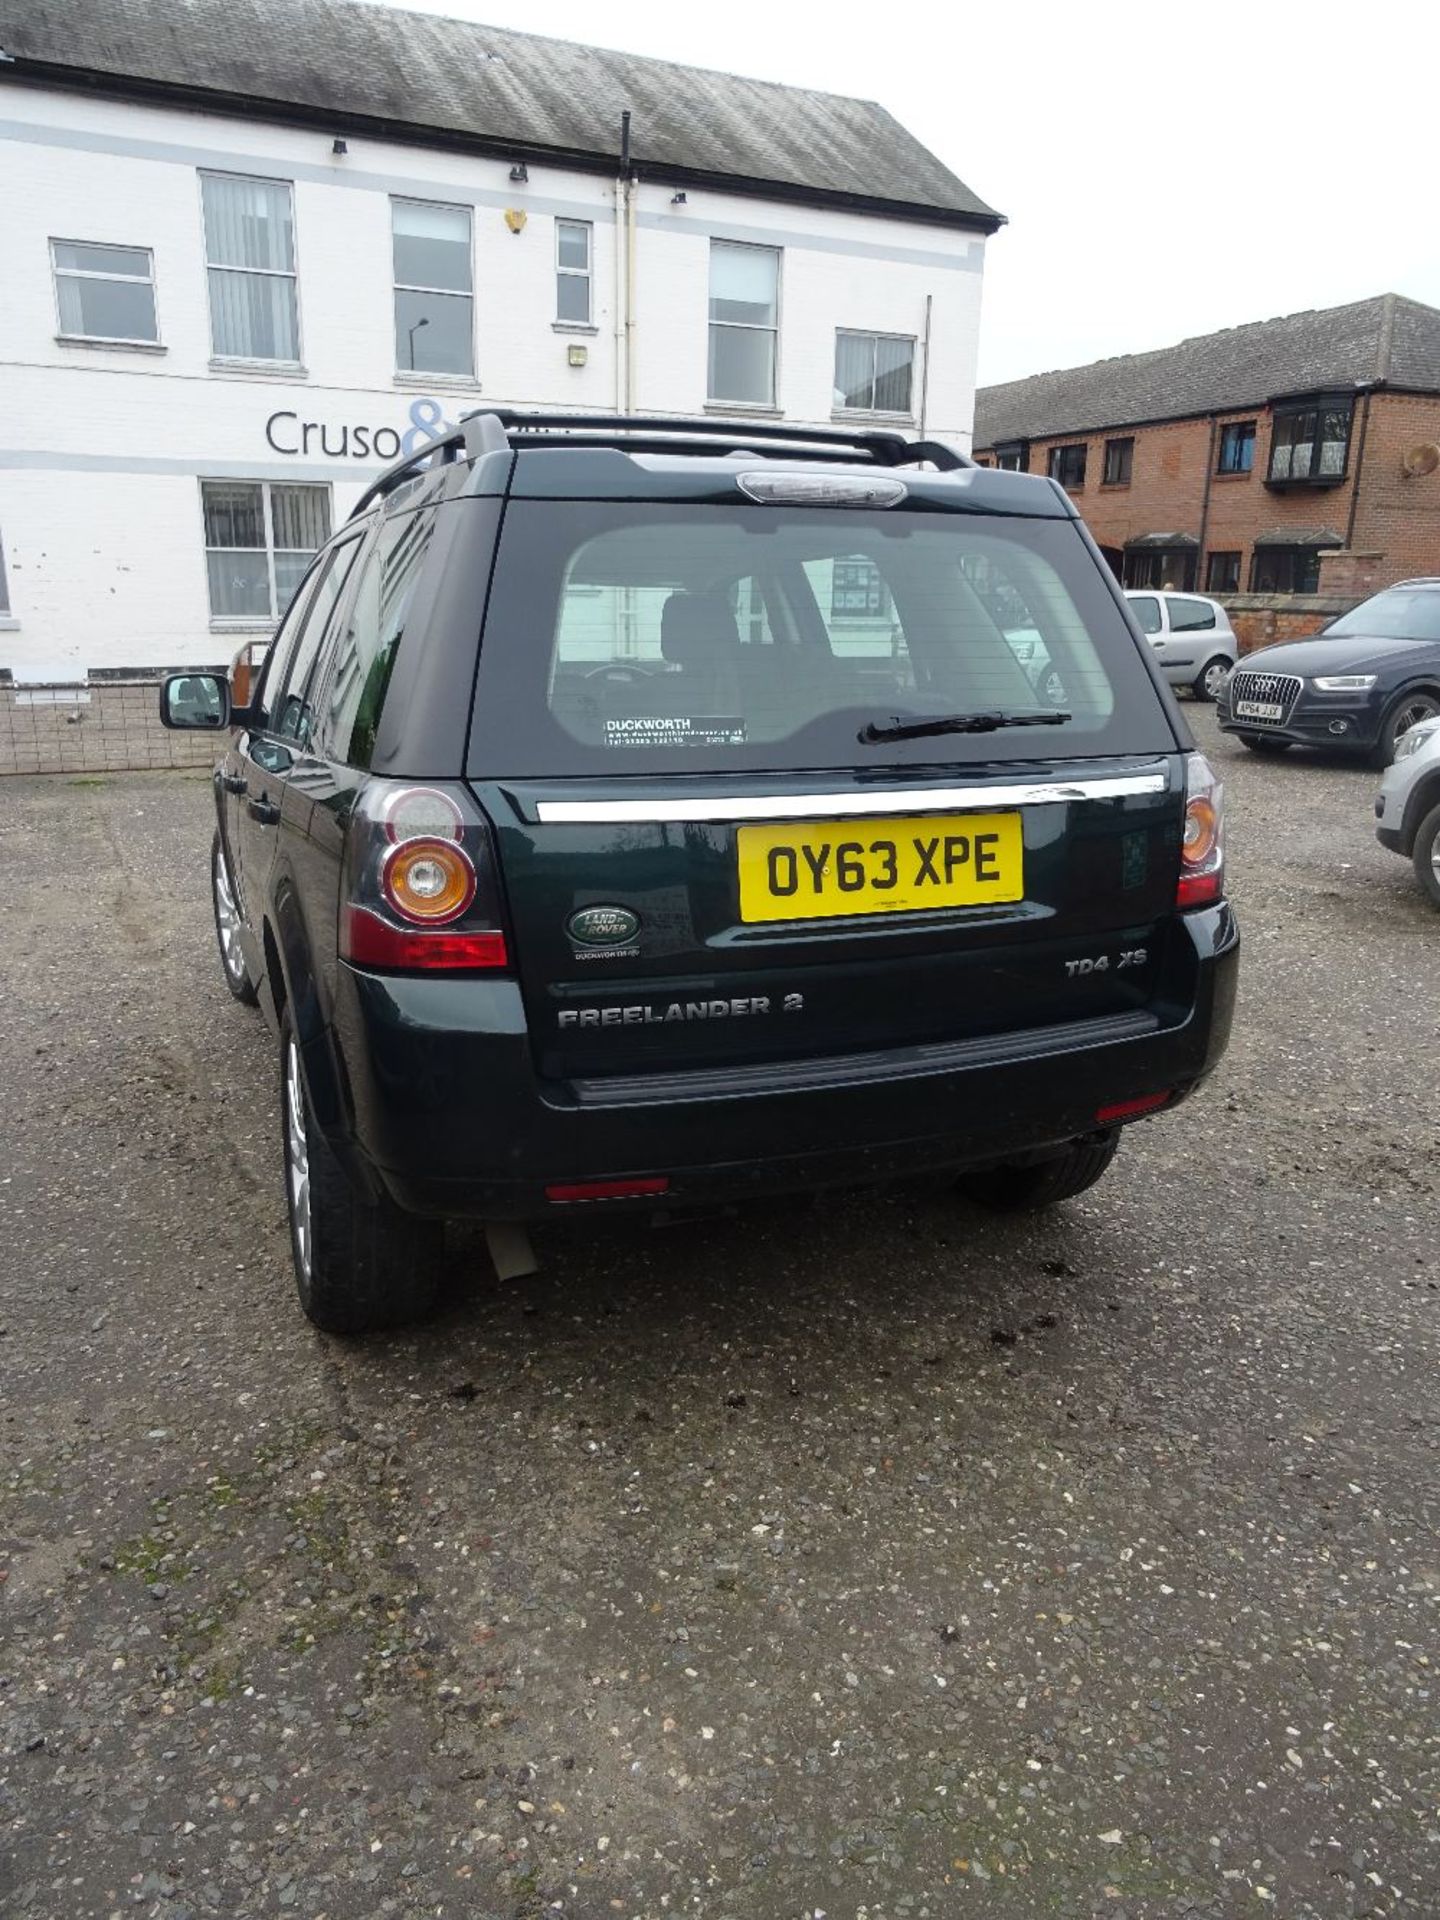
{"left": 859, "top": 709, "right": 1073, "bottom": 744}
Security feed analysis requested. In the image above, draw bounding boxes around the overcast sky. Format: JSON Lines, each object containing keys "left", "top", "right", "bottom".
{"left": 379, "top": 0, "right": 1439, "bottom": 388}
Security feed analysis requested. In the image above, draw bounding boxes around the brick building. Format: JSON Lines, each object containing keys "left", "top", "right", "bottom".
{"left": 974, "top": 295, "right": 1440, "bottom": 650}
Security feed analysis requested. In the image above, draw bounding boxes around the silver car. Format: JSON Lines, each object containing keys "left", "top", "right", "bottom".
{"left": 1125, "top": 590, "right": 1239, "bottom": 701}
{"left": 1376, "top": 716, "right": 1440, "bottom": 907}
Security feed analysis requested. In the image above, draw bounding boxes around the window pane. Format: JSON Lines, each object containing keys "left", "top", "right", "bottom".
{"left": 1128, "top": 595, "right": 1161, "bottom": 634}
{"left": 873, "top": 337, "right": 914, "bottom": 414}
{"left": 834, "top": 332, "right": 874, "bottom": 409}
{"left": 0, "top": 530, "right": 10, "bottom": 615}
{"left": 392, "top": 201, "right": 472, "bottom": 292}
{"left": 557, "top": 220, "right": 590, "bottom": 270}
{"left": 58, "top": 274, "right": 158, "bottom": 340}
{"left": 274, "top": 550, "right": 316, "bottom": 610}
{"left": 1168, "top": 597, "right": 1215, "bottom": 631}
{"left": 708, "top": 323, "right": 775, "bottom": 405}
{"left": 54, "top": 242, "right": 151, "bottom": 278}
{"left": 202, "top": 482, "right": 265, "bottom": 550}
{"left": 206, "top": 549, "right": 271, "bottom": 618}
{"left": 557, "top": 272, "right": 590, "bottom": 324}
{"left": 709, "top": 243, "right": 778, "bottom": 326}
{"left": 208, "top": 266, "right": 298, "bottom": 360}
{"left": 202, "top": 175, "right": 295, "bottom": 272}
{"left": 394, "top": 288, "right": 473, "bottom": 375}
{"left": 1318, "top": 409, "right": 1350, "bottom": 476}
{"left": 273, "top": 541, "right": 362, "bottom": 744}
{"left": 271, "top": 484, "right": 331, "bottom": 553}
{"left": 324, "top": 511, "right": 438, "bottom": 766}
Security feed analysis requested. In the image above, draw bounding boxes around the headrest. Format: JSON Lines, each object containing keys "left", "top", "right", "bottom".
{"left": 660, "top": 591, "right": 740, "bottom": 668}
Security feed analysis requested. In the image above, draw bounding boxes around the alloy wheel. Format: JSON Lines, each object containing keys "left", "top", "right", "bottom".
{"left": 213, "top": 848, "right": 246, "bottom": 983}
{"left": 285, "top": 1038, "right": 312, "bottom": 1283}
{"left": 1201, "top": 660, "right": 1230, "bottom": 700}
{"left": 1392, "top": 696, "right": 1440, "bottom": 748}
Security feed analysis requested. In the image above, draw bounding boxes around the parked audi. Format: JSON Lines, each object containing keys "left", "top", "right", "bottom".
{"left": 1218, "top": 578, "right": 1440, "bottom": 765}
{"left": 161, "top": 410, "right": 1238, "bottom": 1334}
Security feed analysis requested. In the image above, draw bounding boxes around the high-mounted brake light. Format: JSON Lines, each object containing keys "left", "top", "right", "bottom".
{"left": 1177, "top": 752, "right": 1225, "bottom": 908}
{"left": 736, "top": 471, "right": 908, "bottom": 508}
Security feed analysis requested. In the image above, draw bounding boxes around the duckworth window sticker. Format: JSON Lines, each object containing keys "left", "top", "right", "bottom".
{"left": 603, "top": 717, "right": 748, "bottom": 749}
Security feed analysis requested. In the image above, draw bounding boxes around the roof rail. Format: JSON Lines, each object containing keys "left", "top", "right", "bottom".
{"left": 349, "top": 409, "right": 969, "bottom": 519}
{"left": 348, "top": 411, "right": 509, "bottom": 519}
{"left": 480, "top": 409, "right": 972, "bottom": 470}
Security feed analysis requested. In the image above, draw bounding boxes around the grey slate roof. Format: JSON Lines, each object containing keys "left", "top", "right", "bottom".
{"left": 975, "top": 295, "right": 1440, "bottom": 447}
{"left": 0, "top": 0, "right": 1001, "bottom": 228}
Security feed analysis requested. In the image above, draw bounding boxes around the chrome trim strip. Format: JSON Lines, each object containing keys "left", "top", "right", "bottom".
{"left": 535, "top": 771, "right": 1168, "bottom": 824}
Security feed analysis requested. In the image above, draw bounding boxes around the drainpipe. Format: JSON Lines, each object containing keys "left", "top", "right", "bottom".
{"left": 918, "top": 293, "right": 933, "bottom": 439}
{"left": 613, "top": 111, "right": 631, "bottom": 414}
{"left": 1194, "top": 415, "right": 1219, "bottom": 592}
{"left": 1344, "top": 385, "right": 1374, "bottom": 550}
{"left": 626, "top": 142, "right": 638, "bottom": 413}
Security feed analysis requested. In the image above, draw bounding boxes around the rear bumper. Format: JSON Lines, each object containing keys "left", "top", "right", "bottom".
{"left": 326, "top": 903, "right": 1239, "bottom": 1220}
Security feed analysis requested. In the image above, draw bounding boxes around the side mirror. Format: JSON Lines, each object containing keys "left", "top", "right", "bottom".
{"left": 159, "top": 672, "right": 230, "bottom": 730}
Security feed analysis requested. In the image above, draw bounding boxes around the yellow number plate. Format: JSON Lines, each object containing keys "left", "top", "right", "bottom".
{"left": 736, "top": 812, "right": 1024, "bottom": 923}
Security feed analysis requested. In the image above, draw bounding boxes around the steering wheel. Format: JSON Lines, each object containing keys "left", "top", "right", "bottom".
{"left": 584, "top": 664, "right": 655, "bottom": 684}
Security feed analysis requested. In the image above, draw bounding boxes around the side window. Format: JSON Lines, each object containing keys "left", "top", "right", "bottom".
{"left": 270, "top": 537, "right": 362, "bottom": 747}
{"left": 252, "top": 558, "right": 324, "bottom": 721}
{"left": 321, "top": 510, "right": 438, "bottom": 767}
{"left": 1128, "top": 594, "right": 1162, "bottom": 635}
{"left": 1168, "top": 595, "right": 1217, "bottom": 632}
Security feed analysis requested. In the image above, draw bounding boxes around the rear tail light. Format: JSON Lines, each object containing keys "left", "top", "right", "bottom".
{"left": 1177, "top": 752, "right": 1224, "bottom": 908}
{"left": 340, "top": 780, "right": 510, "bottom": 973}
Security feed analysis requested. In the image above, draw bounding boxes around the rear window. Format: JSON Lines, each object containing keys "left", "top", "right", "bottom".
{"left": 469, "top": 503, "right": 1176, "bottom": 775}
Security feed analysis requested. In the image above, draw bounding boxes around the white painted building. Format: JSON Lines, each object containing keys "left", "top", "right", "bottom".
{"left": 0, "top": 0, "right": 1001, "bottom": 685}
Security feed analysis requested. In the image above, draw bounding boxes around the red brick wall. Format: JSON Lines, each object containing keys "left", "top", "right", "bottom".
{"left": 1349, "top": 392, "right": 1440, "bottom": 582}
{"left": 979, "top": 390, "right": 1440, "bottom": 595}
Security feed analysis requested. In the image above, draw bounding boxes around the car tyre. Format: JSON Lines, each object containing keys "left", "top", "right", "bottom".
{"left": 1239, "top": 734, "right": 1292, "bottom": 755}
{"left": 212, "top": 831, "right": 259, "bottom": 1006}
{"left": 280, "top": 1010, "right": 443, "bottom": 1334}
{"left": 1370, "top": 691, "right": 1440, "bottom": 770}
{"left": 1193, "top": 657, "right": 1232, "bottom": 702}
{"left": 1411, "top": 800, "right": 1440, "bottom": 910}
{"left": 954, "top": 1132, "right": 1120, "bottom": 1212}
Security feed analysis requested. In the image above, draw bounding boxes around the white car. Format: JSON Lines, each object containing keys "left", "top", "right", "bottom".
{"left": 1375, "top": 714, "right": 1440, "bottom": 908}
{"left": 1125, "top": 591, "right": 1239, "bottom": 701}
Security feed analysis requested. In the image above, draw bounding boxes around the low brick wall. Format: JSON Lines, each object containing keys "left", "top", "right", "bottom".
{"left": 0, "top": 677, "right": 220, "bottom": 776}
{"left": 1216, "top": 593, "right": 1361, "bottom": 655}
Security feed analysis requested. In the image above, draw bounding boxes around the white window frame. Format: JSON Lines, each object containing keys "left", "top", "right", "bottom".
{"left": 555, "top": 218, "right": 593, "bottom": 327}
{"left": 391, "top": 196, "right": 476, "bottom": 379}
{"left": 199, "top": 479, "right": 333, "bottom": 630}
{"left": 50, "top": 238, "right": 161, "bottom": 347}
{"left": 707, "top": 240, "right": 782, "bottom": 410}
{"left": 833, "top": 329, "right": 917, "bottom": 419}
{"left": 199, "top": 170, "right": 303, "bottom": 369}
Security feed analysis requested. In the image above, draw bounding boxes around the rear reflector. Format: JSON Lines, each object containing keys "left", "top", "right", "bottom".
{"left": 1176, "top": 869, "right": 1224, "bottom": 908}
{"left": 341, "top": 905, "right": 508, "bottom": 971}
{"left": 545, "top": 1177, "right": 671, "bottom": 1204}
{"left": 1095, "top": 1090, "right": 1172, "bottom": 1125}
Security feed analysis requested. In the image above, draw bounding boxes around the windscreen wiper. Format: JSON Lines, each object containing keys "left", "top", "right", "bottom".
{"left": 858, "top": 708, "right": 1073, "bottom": 744}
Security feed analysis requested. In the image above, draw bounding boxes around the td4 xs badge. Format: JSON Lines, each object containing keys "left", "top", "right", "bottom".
{"left": 1065, "top": 946, "right": 1147, "bottom": 977}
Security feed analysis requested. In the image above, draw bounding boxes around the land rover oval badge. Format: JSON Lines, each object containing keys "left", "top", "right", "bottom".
{"left": 568, "top": 904, "right": 640, "bottom": 946}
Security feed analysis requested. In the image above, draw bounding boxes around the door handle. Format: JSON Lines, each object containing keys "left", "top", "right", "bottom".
{"left": 221, "top": 773, "right": 249, "bottom": 795}
{"left": 247, "top": 795, "right": 281, "bottom": 826}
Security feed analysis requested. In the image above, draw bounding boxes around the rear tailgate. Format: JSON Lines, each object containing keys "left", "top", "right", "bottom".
{"left": 474, "top": 760, "right": 1186, "bottom": 1082}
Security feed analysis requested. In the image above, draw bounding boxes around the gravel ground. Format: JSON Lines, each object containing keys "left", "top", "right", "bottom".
{"left": 2, "top": 709, "right": 1438, "bottom": 1920}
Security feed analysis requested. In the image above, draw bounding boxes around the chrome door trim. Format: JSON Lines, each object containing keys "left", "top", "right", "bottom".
{"left": 534, "top": 770, "right": 1169, "bottom": 825}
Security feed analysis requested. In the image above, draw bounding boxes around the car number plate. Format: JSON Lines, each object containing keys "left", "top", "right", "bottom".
{"left": 1235, "top": 699, "right": 1285, "bottom": 720}
{"left": 736, "top": 812, "right": 1024, "bottom": 923}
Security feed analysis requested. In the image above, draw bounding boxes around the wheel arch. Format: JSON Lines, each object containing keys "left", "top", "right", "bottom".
{"left": 1401, "top": 763, "right": 1440, "bottom": 853}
